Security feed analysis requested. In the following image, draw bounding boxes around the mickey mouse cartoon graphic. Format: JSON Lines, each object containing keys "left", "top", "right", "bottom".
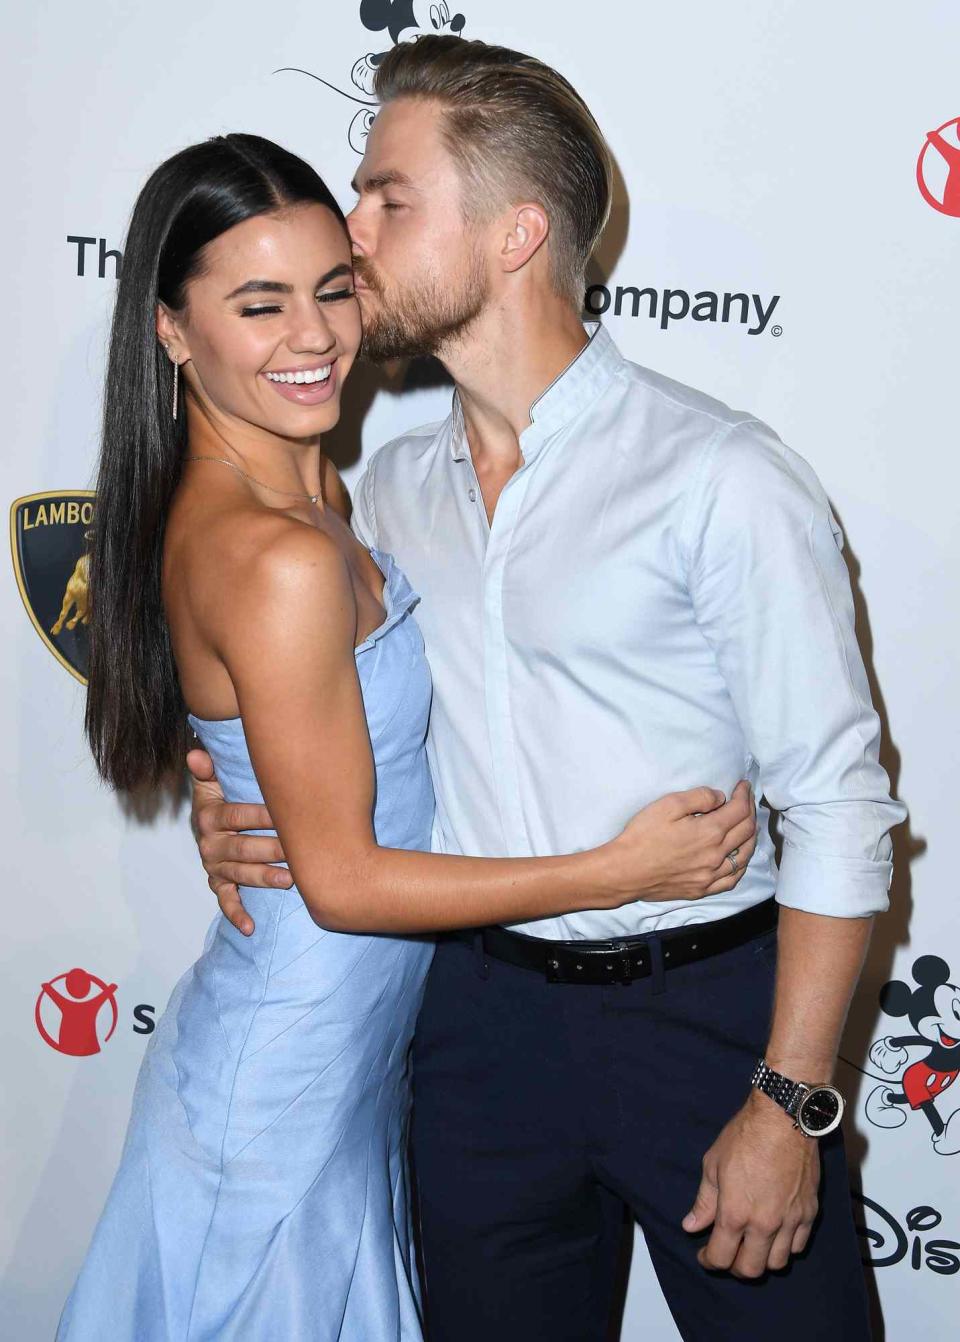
{"left": 353, "top": 1, "right": 467, "bottom": 96}
{"left": 866, "top": 955, "right": 960, "bottom": 1155}
{"left": 278, "top": 1, "right": 468, "bottom": 153}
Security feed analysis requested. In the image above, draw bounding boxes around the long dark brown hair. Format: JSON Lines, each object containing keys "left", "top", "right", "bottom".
{"left": 85, "top": 133, "right": 346, "bottom": 790}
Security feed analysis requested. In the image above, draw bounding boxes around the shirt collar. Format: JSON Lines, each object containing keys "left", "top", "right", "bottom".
{"left": 448, "top": 321, "right": 623, "bottom": 462}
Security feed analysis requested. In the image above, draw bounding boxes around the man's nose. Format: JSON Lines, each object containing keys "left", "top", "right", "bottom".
{"left": 346, "top": 208, "right": 369, "bottom": 257}
{"left": 450, "top": 14, "right": 465, "bottom": 32}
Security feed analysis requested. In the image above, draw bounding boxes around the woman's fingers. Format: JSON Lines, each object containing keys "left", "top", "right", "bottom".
{"left": 725, "top": 813, "right": 759, "bottom": 857}
{"left": 703, "top": 812, "right": 760, "bottom": 893}
{"left": 703, "top": 838, "right": 757, "bottom": 894}
{"left": 666, "top": 786, "right": 728, "bottom": 819}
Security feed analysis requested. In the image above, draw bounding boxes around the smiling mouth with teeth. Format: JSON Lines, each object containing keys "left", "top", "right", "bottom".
{"left": 265, "top": 365, "right": 333, "bottom": 385}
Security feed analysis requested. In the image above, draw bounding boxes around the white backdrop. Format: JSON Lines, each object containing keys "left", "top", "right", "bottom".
{"left": 3, "top": 2, "right": 959, "bottom": 1338}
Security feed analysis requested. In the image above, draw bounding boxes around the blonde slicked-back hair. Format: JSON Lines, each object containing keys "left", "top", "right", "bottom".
{"left": 373, "top": 36, "right": 613, "bottom": 309}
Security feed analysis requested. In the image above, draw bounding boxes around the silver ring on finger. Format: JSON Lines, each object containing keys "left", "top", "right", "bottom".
{"left": 726, "top": 849, "right": 740, "bottom": 875}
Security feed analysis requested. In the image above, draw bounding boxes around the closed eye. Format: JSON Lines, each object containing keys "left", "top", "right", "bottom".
{"left": 241, "top": 288, "right": 355, "bottom": 316}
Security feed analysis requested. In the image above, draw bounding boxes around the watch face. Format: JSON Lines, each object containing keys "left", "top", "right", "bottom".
{"left": 798, "top": 1086, "right": 843, "bottom": 1135}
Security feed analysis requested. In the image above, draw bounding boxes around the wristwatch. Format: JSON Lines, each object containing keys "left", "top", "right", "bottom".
{"left": 751, "top": 1059, "right": 845, "bottom": 1137}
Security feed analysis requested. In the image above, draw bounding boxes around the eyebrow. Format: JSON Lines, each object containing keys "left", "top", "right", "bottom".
{"left": 224, "top": 264, "right": 353, "bottom": 300}
{"left": 349, "top": 169, "right": 415, "bottom": 195}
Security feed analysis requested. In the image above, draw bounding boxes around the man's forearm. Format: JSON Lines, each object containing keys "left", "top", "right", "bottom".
{"left": 762, "top": 906, "right": 873, "bottom": 1083}
{"left": 683, "top": 905, "right": 870, "bottom": 1272}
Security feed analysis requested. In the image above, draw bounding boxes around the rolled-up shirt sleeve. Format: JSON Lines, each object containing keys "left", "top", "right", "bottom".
{"left": 684, "top": 419, "right": 907, "bottom": 918}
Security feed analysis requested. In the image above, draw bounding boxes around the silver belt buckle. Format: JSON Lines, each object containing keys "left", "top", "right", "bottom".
{"left": 545, "top": 939, "right": 638, "bottom": 985}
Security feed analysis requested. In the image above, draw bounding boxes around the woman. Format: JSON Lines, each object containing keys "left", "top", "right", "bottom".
{"left": 60, "top": 134, "right": 756, "bottom": 1341}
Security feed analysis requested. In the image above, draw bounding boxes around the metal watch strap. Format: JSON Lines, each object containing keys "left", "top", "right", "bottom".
{"left": 751, "top": 1058, "right": 808, "bottom": 1118}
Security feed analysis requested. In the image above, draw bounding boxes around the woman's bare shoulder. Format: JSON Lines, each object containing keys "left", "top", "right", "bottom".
{"left": 170, "top": 498, "right": 353, "bottom": 638}
{"left": 200, "top": 507, "right": 350, "bottom": 606}
{"left": 243, "top": 513, "right": 351, "bottom": 596}
{"left": 221, "top": 518, "right": 358, "bottom": 672}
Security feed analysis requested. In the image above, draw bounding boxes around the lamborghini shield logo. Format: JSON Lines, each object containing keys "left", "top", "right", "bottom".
{"left": 10, "top": 492, "right": 95, "bottom": 684}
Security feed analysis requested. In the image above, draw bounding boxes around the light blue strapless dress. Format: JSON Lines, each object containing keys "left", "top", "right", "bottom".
{"left": 59, "top": 552, "right": 436, "bottom": 1342}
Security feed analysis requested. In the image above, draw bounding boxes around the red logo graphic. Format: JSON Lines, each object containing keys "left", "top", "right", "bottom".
{"left": 35, "top": 967, "right": 119, "bottom": 1056}
{"left": 917, "top": 117, "right": 960, "bottom": 216}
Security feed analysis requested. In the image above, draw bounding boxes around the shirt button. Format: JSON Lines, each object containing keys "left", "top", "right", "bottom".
{"left": 468, "top": 487, "right": 477, "bottom": 502}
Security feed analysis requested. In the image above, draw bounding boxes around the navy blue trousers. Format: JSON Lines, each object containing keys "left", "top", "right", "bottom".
{"left": 410, "top": 926, "right": 871, "bottom": 1341}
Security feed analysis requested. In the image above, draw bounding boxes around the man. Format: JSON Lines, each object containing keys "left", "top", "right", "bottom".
{"left": 190, "top": 36, "right": 904, "bottom": 1341}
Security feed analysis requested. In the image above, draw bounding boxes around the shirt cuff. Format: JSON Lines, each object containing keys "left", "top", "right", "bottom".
{"left": 775, "top": 841, "right": 893, "bottom": 918}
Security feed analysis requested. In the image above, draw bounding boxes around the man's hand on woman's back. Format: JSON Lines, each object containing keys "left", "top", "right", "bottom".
{"left": 188, "top": 748, "right": 289, "bottom": 936}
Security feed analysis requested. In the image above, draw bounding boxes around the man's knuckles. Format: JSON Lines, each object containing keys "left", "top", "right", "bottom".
{"left": 699, "top": 1243, "right": 737, "bottom": 1270}
{"left": 731, "top": 1260, "right": 767, "bottom": 1280}
{"left": 689, "top": 1188, "right": 715, "bottom": 1216}
{"left": 235, "top": 835, "right": 266, "bottom": 862}
{"left": 222, "top": 804, "right": 250, "bottom": 831}
{"left": 196, "top": 806, "right": 218, "bottom": 838}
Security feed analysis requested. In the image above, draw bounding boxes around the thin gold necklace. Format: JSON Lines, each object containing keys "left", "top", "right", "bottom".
{"left": 184, "top": 455, "right": 322, "bottom": 504}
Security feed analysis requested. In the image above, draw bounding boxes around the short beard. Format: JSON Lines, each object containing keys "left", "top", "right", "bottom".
{"left": 358, "top": 253, "right": 489, "bottom": 363}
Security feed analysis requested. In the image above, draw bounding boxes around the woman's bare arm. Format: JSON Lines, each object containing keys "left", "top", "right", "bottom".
{"left": 217, "top": 527, "right": 757, "bottom": 935}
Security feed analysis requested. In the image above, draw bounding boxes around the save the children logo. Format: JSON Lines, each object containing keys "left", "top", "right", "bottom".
{"left": 917, "top": 117, "right": 960, "bottom": 216}
{"left": 860, "top": 955, "right": 960, "bottom": 1156}
{"left": 10, "top": 492, "right": 95, "bottom": 685}
{"left": 276, "top": 1, "right": 469, "bottom": 153}
{"left": 35, "top": 969, "right": 157, "bottom": 1056}
{"left": 36, "top": 969, "right": 119, "bottom": 1056}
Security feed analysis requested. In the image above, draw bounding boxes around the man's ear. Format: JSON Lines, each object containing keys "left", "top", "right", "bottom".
{"left": 499, "top": 203, "right": 550, "bottom": 277}
{"left": 156, "top": 302, "right": 189, "bottom": 363}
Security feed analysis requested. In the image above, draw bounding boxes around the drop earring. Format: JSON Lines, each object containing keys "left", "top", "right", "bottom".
{"left": 161, "top": 341, "right": 180, "bottom": 421}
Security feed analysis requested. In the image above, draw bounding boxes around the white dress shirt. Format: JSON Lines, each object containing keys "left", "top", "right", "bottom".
{"left": 351, "top": 322, "right": 905, "bottom": 940}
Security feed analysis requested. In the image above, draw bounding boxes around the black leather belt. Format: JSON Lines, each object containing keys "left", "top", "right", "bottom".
{"left": 454, "top": 898, "right": 777, "bottom": 985}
